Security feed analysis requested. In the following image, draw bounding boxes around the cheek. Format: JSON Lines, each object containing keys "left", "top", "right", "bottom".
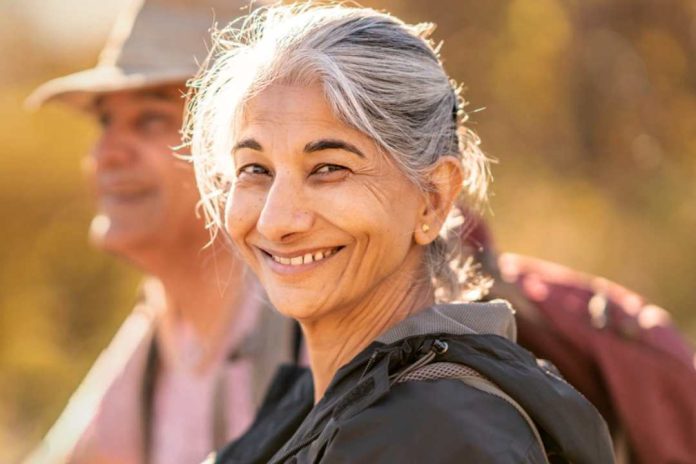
{"left": 314, "top": 179, "right": 421, "bottom": 251}
{"left": 157, "top": 152, "right": 191, "bottom": 180}
{"left": 224, "top": 187, "right": 263, "bottom": 244}
{"left": 170, "top": 168, "right": 199, "bottom": 201}
{"left": 156, "top": 163, "right": 201, "bottom": 219}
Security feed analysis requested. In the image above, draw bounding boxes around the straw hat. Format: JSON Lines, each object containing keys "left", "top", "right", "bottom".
{"left": 26, "top": 0, "right": 267, "bottom": 110}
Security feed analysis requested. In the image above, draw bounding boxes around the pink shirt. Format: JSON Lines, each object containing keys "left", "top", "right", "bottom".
{"left": 150, "top": 289, "right": 261, "bottom": 464}
{"left": 26, "top": 278, "right": 297, "bottom": 464}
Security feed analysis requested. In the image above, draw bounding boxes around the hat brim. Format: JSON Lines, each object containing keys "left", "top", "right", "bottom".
{"left": 25, "top": 66, "right": 192, "bottom": 111}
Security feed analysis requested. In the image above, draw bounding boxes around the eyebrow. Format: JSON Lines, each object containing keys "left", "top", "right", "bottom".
{"left": 304, "top": 139, "right": 365, "bottom": 157}
{"left": 233, "top": 138, "right": 263, "bottom": 151}
{"left": 232, "top": 138, "right": 364, "bottom": 158}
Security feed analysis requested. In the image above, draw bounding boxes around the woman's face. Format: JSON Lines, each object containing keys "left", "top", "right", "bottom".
{"left": 226, "top": 84, "right": 426, "bottom": 322}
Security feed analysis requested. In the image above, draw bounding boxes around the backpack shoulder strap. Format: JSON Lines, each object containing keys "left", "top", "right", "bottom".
{"left": 395, "top": 361, "right": 550, "bottom": 464}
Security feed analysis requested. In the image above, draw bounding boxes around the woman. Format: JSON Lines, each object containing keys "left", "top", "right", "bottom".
{"left": 185, "top": 4, "right": 614, "bottom": 463}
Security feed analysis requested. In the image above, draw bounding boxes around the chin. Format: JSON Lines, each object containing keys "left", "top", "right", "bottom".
{"left": 88, "top": 214, "right": 159, "bottom": 259}
{"left": 265, "top": 286, "right": 337, "bottom": 323}
{"left": 270, "top": 297, "right": 317, "bottom": 321}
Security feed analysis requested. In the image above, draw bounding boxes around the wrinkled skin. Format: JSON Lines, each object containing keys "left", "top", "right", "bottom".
{"left": 225, "top": 84, "right": 428, "bottom": 323}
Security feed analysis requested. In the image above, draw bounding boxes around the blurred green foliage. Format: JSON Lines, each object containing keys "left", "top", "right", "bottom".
{"left": 1, "top": 0, "right": 695, "bottom": 461}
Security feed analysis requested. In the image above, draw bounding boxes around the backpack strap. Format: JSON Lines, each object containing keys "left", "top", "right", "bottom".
{"left": 395, "top": 362, "right": 550, "bottom": 464}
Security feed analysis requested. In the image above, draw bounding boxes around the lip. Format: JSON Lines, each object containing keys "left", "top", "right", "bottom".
{"left": 98, "top": 183, "right": 157, "bottom": 203}
{"left": 256, "top": 245, "right": 346, "bottom": 275}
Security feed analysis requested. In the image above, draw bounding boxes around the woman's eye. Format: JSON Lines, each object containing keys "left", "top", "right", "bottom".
{"left": 312, "top": 164, "right": 348, "bottom": 176}
{"left": 237, "top": 164, "right": 271, "bottom": 177}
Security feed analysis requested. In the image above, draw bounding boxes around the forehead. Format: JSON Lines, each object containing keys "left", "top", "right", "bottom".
{"left": 242, "top": 84, "right": 337, "bottom": 126}
{"left": 93, "top": 85, "right": 185, "bottom": 111}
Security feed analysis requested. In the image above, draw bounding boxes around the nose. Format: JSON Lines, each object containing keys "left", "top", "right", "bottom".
{"left": 90, "top": 125, "right": 138, "bottom": 169}
{"left": 256, "top": 174, "right": 315, "bottom": 243}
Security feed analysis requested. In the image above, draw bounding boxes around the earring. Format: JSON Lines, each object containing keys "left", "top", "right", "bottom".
{"left": 421, "top": 223, "right": 430, "bottom": 233}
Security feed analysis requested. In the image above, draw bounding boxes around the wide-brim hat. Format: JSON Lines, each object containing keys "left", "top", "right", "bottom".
{"left": 26, "top": 0, "right": 267, "bottom": 110}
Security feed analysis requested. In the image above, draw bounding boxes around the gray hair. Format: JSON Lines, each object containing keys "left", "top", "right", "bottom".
{"left": 183, "top": 3, "right": 491, "bottom": 301}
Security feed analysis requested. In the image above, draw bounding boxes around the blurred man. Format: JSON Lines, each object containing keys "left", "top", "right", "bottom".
{"left": 24, "top": 1, "right": 295, "bottom": 463}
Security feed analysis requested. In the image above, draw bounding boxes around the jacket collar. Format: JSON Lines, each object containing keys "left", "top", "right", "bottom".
{"left": 376, "top": 300, "right": 516, "bottom": 344}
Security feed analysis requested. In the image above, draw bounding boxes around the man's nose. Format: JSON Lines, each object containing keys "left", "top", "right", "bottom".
{"left": 256, "top": 175, "right": 315, "bottom": 243}
{"left": 90, "top": 126, "right": 138, "bottom": 169}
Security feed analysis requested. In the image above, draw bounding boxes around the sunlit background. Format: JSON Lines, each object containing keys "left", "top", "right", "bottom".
{"left": 1, "top": 0, "right": 695, "bottom": 461}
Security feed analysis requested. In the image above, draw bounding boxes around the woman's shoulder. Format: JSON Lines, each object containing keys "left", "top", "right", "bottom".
{"left": 324, "top": 376, "right": 546, "bottom": 463}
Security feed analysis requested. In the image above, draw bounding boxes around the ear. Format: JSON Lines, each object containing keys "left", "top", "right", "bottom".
{"left": 414, "top": 156, "right": 464, "bottom": 245}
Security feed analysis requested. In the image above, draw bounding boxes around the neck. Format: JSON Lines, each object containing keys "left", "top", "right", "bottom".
{"left": 301, "top": 250, "right": 434, "bottom": 402}
{"left": 136, "top": 237, "right": 248, "bottom": 346}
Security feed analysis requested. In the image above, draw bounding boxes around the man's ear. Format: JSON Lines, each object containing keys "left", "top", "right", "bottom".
{"left": 414, "top": 156, "right": 464, "bottom": 245}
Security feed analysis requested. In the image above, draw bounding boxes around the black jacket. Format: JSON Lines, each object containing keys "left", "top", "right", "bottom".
{"left": 215, "top": 302, "right": 614, "bottom": 463}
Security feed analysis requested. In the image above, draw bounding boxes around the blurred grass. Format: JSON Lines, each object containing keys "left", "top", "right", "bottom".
{"left": 1, "top": 0, "right": 695, "bottom": 461}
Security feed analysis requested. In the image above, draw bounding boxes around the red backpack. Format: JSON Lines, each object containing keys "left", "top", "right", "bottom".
{"left": 468, "top": 221, "right": 696, "bottom": 464}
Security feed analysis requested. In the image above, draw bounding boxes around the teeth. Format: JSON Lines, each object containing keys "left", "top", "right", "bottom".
{"left": 271, "top": 247, "right": 338, "bottom": 266}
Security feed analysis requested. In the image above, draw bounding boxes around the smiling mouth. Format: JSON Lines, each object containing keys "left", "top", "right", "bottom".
{"left": 262, "top": 246, "right": 344, "bottom": 266}
{"left": 101, "top": 186, "right": 156, "bottom": 202}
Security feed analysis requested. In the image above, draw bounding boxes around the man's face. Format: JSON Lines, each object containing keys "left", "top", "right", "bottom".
{"left": 86, "top": 86, "right": 206, "bottom": 262}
